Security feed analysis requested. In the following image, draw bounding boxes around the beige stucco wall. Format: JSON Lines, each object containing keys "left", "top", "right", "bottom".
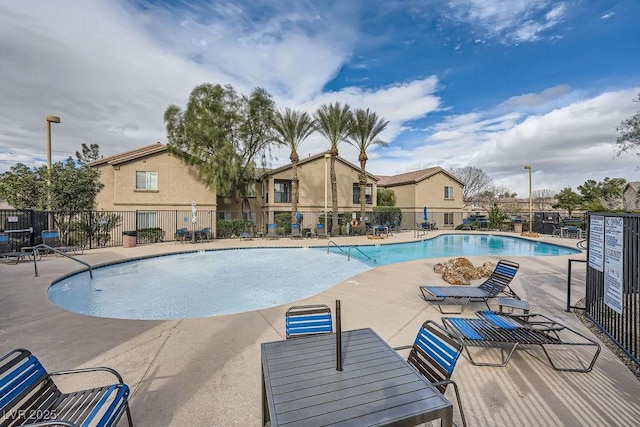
{"left": 93, "top": 151, "right": 218, "bottom": 237}
{"left": 95, "top": 151, "right": 216, "bottom": 211}
{"left": 623, "top": 187, "right": 640, "bottom": 210}
{"left": 263, "top": 156, "right": 377, "bottom": 225}
{"left": 385, "top": 172, "right": 464, "bottom": 229}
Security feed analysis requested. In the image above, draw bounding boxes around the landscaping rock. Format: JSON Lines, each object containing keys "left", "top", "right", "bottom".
{"left": 479, "top": 261, "right": 496, "bottom": 277}
{"left": 435, "top": 258, "right": 494, "bottom": 284}
{"left": 442, "top": 270, "right": 470, "bottom": 285}
{"left": 451, "top": 257, "right": 475, "bottom": 269}
{"left": 458, "top": 266, "right": 483, "bottom": 280}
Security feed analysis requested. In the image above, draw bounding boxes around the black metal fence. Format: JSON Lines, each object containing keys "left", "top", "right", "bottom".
{"left": 584, "top": 212, "right": 639, "bottom": 365}
{"left": 1, "top": 208, "right": 449, "bottom": 249}
{"left": 0, "top": 209, "right": 218, "bottom": 250}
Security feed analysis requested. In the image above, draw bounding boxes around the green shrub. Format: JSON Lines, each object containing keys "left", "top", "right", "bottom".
{"left": 274, "top": 212, "right": 292, "bottom": 234}
{"left": 371, "top": 207, "right": 402, "bottom": 225}
{"left": 216, "top": 219, "right": 253, "bottom": 238}
{"left": 136, "top": 227, "right": 165, "bottom": 243}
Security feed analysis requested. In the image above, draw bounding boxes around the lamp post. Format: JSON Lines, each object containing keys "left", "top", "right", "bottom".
{"left": 324, "top": 153, "right": 330, "bottom": 230}
{"left": 524, "top": 165, "right": 532, "bottom": 232}
{"left": 46, "top": 115, "right": 60, "bottom": 229}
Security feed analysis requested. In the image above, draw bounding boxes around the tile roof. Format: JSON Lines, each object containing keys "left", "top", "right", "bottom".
{"left": 377, "top": 167, "right": 456, "bottom": 187}
{"left": 625, "top": 181, "right": 640, "bottom": 192}
{"left": 88, "top": 142, "right": 167, "bottom": 167}
{"left": 260, "top": 151, "right": 378, "bottom": 181}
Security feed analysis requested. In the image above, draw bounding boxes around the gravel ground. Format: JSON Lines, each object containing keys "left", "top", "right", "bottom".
{"left": 574, "top": 300, "right": 640, "bottom": 381}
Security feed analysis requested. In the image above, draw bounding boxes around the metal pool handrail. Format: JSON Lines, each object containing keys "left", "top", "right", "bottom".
{"left": 327, "top": 240, "right": 376, "bottom": 264}
{"left": 33, "top": 244, "right": 94, "bottom": 279}
{"left": 327, "top": 240, "right": 347, "bottom": 254}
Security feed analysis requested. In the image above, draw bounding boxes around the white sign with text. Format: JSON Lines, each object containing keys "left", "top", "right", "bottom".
{"left": 588, "top": 215, "right": 604, "bottom": 272}
{"left": 604, "top": 217, "right": 624, "bottom": 314}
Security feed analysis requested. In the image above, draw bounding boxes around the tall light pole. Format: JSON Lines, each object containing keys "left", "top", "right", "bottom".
{"left": 324, "top": 153, "right": 330, "bottom": 230}
{"left": 46, "top": 115, "right": 60, "bottom": 228}
{"left": 524, "top": 165, "right": 532, "bottom": 232}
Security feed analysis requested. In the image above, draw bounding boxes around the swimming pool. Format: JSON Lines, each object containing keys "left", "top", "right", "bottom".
{"left": 48, "top": 248, "right": 371, "bottom": 320}
{"left": 339, "top": 234, "right": 580, "bottom": 265}
{"left": 49, "top": 234, "right": 579, "bottom": 320}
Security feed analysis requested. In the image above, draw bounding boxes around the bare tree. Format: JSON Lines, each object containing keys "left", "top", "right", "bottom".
{"left": 451, "top": 166, "right": 494, "bottom": 208}
{"left": 532, "top": 189, "right": 555, "bottom": 211}
{"left": 615, "top": 92, "right": 640, "bottom": 156}
{"left": 475, "top": 185, "right": 515, "bottom": 211}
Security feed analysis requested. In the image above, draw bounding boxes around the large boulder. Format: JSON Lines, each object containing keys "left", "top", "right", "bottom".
{"left": 434, "top": 258, "right": 494, "bottom": 284}
{"left": 478, "top": 261, "right": 496, "bottom": 277}
{"left": 433, "top": 263, "right": 446, "bottom": 274}
{"left": 458, "top": 266, "right": 483, "bottom": 280}
{"left": 451, "top": 257, "right": 475, "bottom": 269}
{"left": 442, "top": 270, "right": 470, "bottom": 285}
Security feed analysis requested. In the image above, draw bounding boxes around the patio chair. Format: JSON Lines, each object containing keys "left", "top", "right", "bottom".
{"left": 266, "top": 223, "right": 279, "bottom": 240}
{"left": 416, "top": 222, "right": 428, "bottom": 237}
{"left": 551, "top": 224, "right": 561, "bottom": 237}
{"left": 0, "top": 348, "right": 133, "bottom": 427}
{"left": 290, "top": 223, "right": 302, "bottom": 239}
{"left": 315, "top": 223, "right": 328, "bottom": 239}
{"left": 393, "top": 320, "right": 467, "bottom": 427}
{"left": 420, "top": 259, "right": 520, "bottom": 313}
{"left": 198, "top": 227, "right": 212, "bottom": 242}
{"left": 41, "top": 229, "right": 84, "bottom": 255}
{"left": 442, "top": 311, "right": 601, "bottom": 373}
{"left": 564, "top": 226, "right": 580, "bottom": 238}
{"left": 285, "top": 304, "right": 333, "bottom": 339}
{"left": 239, "top": 230, "right": 253, "bottom": 240}
{"left": 0, "top": 234, "right": 30, "bottom": 264}
{"left": 175, "top": 227, "right": 188, "bottom": 243}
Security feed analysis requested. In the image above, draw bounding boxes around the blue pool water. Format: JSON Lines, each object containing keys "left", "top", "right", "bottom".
{"left": 338, "top": 234, "right": 580, "bottom": 265}
{"left": 49, "top": 248, "right": 371, "bottom": 320}
{"left": 49, "top": 234, "right": 579, "bottom": 320}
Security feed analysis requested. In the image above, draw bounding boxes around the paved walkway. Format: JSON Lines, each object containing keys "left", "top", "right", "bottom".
{"left": 2, "top": 231, "right": 639, "bottom": 426}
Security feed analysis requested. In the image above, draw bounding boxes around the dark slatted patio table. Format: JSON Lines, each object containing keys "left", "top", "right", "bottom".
{"left": 261, "top": 328, "right": 453, "bottom": 427}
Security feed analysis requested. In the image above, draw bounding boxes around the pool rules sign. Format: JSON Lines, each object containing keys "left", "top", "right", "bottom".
{"left": 603, "top": 217, "right": 623, "bottom": 314}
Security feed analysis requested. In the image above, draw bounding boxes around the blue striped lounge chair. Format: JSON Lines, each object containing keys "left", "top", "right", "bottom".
{"left": 442, "top": 310, "right": 601, "bottom": 372}
{"left": 420, "top": 259, "right": 520, "bottom": 313}
{"left": 41, "top": 230, "right": 84, "bottom": 255}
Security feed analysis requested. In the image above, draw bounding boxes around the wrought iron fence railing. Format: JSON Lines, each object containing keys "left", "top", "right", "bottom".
{"left": 584, "top": 212, "right": 639, "bottom": 365}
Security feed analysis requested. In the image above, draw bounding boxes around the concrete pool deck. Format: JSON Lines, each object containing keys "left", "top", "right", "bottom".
{"left": 1, "top": 230, "right": 639, "bottom": 426}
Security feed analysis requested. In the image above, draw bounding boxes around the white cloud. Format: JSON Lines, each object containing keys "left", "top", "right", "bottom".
{"left": 445, "top": 0, "right": 569, "bottom": 43}
{"left": 381, "top": 87, "right": 640, "bottom": 197}
{"left": 601, "top": 12, "right": 615, "bottom": 19}
{"left": 0, "top": 1, "right": 359, "bottom": 171}
{"left": 268, "top": 77, "right": 443, "bottom": 167}
{"left": 0, "top": 0, "right": 637, "bottom": 204}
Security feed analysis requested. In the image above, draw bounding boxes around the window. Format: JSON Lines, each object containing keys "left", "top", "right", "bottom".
{"left": 444, "top": 212, "right": 454, "bottom": 226}
{"left": 274, "top": 181, "right": 290, "bottom": 203}
{"left": 137, "top": 211, "right": 157, "bottom": 229}
{"left": 444, "top": 186, "right": 454, "bottom": 199}
{"left": 352, "top": 184, "right": 372, "bottom": 204}
{"left": 218, "top": 211, "right": 232, "bottom": 220}
{"left": 246, "top": 182, "right": 256, "bottom": 198}
{"left": 136, "top": 171, "right": 158, "bottom": 190}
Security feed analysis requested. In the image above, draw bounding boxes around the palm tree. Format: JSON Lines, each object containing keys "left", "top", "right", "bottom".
{"left": 314, "top": 102, "right": 353, "bottom": 236}
{"left": 272, "top": 108, "right": 315, "bottom": 223}
{"left": 346, "top": 108, "right": 389, "bottom": 233}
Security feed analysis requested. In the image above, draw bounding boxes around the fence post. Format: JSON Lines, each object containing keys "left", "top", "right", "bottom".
{"left": 29, "top": 209, "right": 36, "bottom": 246}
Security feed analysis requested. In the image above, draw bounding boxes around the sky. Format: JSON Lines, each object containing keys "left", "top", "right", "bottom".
{"left": 1, "top": 0, "right": 639, "bottom": 197}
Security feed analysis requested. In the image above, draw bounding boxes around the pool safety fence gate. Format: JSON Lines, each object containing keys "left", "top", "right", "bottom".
{"left": 2, "top": 208, "right": 460, "bottom": 247}
{"left": 0, "top": 209, "right": 217, "bottom": 250}
{"left": 583, "top": 212, "right": 640, "bottom": 366}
